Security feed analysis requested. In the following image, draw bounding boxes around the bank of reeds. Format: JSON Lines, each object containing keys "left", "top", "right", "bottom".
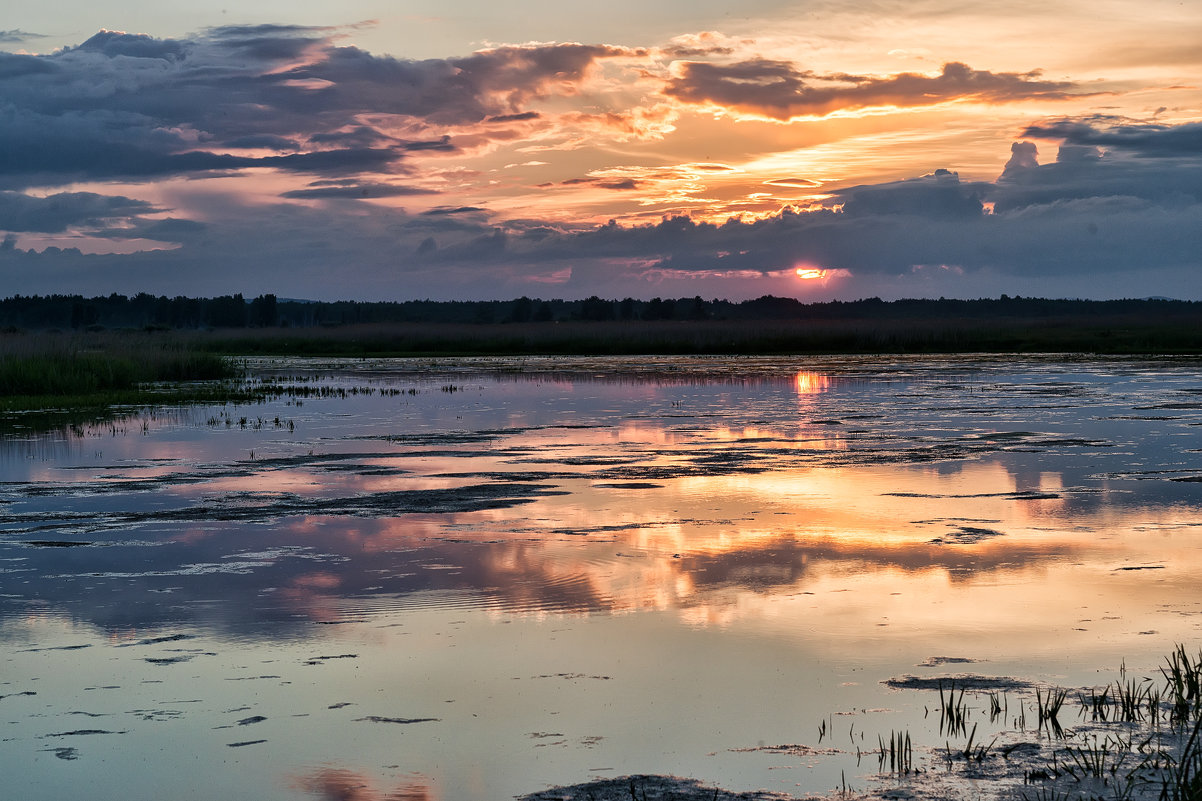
{"left": 192, "top": 316, "right": 1202, "bottom": 358}
{"left": 0, "top": 331, "right": 237, "bottom": 432}
{"left": 0, "top": 331, "right": 232, "bottom": 396}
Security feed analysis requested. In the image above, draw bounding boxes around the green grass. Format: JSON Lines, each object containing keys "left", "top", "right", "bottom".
{"left": 0, "top": 331, "right": 239, "bottom": 434}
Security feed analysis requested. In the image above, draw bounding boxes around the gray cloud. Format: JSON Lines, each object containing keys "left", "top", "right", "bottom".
{"left": 834, "top": 169, "right": 988, "bottom": 220}
{"left": 1021, "top": 117, "right": 1202, "bottom": 157}
{"left": 992, "top": 118, "right": 1202, "bottom": 213}
{"left": 281, "top": 183, "right": 439, "bottom": 199}
{"left": 0, "top": 27, "right": 634, "bottom": 191}
{"left": 664, "top": 60, "right": 1087, "bottom": 119}
{"left": 0, "top": 29, "right": 48, "bottom": 44}
{"left": 0, "top": 191, "right": 158, "bottom": 233}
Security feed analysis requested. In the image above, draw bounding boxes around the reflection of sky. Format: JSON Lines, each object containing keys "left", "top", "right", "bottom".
{"left": 2, "top": 356, "right": 1202, "bottom": 800}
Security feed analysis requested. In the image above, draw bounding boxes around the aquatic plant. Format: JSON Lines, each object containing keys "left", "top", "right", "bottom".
{"left": 877, "top": 730, "right": 913, "bottom": 774}
{"left": 1162, "top": 645, "right": 1202, "bottom": 726}
{"left": 1038, "top": 686, "right": 1069, "bottom": 738}
{"left": 939, "top": 681, "right": 970, "bottom": 737}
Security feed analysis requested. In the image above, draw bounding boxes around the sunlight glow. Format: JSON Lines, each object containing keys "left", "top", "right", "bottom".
{"left": 795, "top": 371, "right": 832, "bottom": 395}
{"left": 795, "top": 267, "right": 829, "bottom": 280}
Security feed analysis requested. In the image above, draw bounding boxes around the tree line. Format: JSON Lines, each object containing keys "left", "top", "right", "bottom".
{"left": 0, "top": 292, "right": 1197, "bottom": 331}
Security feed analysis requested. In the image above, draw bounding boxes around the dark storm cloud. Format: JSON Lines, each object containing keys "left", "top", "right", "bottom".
{"left": 223, "top": 134, "right": 301, "bottom": 151}
{"left": 663, "top": 60, "right": 1086, "bottom": 119}
{"left": 834, "top": 169, "right": 988, "bottom": 219}
{"left": 281, "top": 183, "right": 439, "bottom": 199}
{"left": 408, "top": 120, "right": 1202, "bottom": 285}
{"left": 485, "top": 111, "right": 542, "bottom": 122}
{"left": 0, "top": 52, "right": 56, "bottom": 79}
{"left": 560, "top": 176, "right": 645, "bottom": 190}
{"left": 0, "top": 191, "right": 158, "bottom": 233}
{"left": 73, "top": 29, "right": 187, "bottom": 60}
{"left": 1021, "top": 117, "right": 1202, "bottom": 157}
{"left": 0, "top": 27, "right": 635, "bottom": 190}
{"left": 421, "top": 206, "right": 486, "bottom": 215}
{"left": 993, "top": 118, "right": 1202, "bottom": 213}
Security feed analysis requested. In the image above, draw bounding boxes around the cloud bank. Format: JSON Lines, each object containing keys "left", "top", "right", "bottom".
{"left": 0, "top": 25, "right": 1198, "bottom": 301}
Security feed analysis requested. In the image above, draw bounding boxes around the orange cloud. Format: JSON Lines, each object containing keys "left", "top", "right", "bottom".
{"left": 663, "top": 60, "right": 1091, "bottom": 120}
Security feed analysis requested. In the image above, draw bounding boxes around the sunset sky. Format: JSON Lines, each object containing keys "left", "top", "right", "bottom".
{"left": 2, "top": 1, "right": 1200, "bottom": 301}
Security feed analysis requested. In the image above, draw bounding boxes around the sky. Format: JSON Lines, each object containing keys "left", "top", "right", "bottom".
{"left": 1, "top": 1, "right": 1200, "bottom": 302}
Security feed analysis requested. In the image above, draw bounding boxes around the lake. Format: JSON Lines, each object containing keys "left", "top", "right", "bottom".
{"left": 2, "top": 355, "right": 1201, "bottom": 801}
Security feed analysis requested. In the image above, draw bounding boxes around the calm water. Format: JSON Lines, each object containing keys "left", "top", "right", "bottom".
{"left": 2, "top": 355, "right": 1201, "bottom": 800}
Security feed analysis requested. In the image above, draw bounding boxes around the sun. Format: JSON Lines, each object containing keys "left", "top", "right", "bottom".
{"left": 795, "top": 267, "right": 829, "bottom": 280}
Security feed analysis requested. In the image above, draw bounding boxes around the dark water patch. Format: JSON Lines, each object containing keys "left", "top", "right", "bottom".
{"left": 919, "top": 656, "right": 981, "bottom": 667}
{"left": 67, "top": 711, "right": 107, "bottom": 718}
{"left": 304, "top": 653, "right": 358, "bottom": 665}
{"left": 510, "top": 456, "right": 635, "bottom": 466}
{"left": 0, "top": 690, "right": 36, "bottom": 700}
{"left": 430, "top": 471, "right": 575, "bottom": 482}
{"left": 518, "top": 775, "right": 791, "bottom": 801}
{"left": 317, "top": 463, "right": 411, "bottom": 476}
{"left": 1134, "top": 402, "right": 1202, "bottom": 410}
{"left": 731, "top": 743, "right": 843, "bottom": 756}
{"left": 1103, "top": 414, "right": 1182, "bottom": 420}
{"left": 883, "top": 675, "right": 1031, "bottom": 691}
{"left": 23, "top": 540, "right": 93, "bottom": 548}
{"left": 130, "top": 708, "right": 186, "bottom": 721}
{"left": 225, "top": 675, "right": 281, "bottom": 681}
{"left": 43, "top": 729, "right": 125, "bottom": 737}
{"left": 531, "top": 673, "right": 612, "bottom": 681}
{"left": 116, "top": 634, "right": 194, "bottom": 647}
{"left": 595, "top": 463, "right": 768, "bottom": 481}
{"left": 888, "top": 490, "right": 1061, "bottom": 500}
{"left": 1171, "top": 476, "right": 1202, "bottom": 483}
{"left": 42, "top": 746, "right": 80, "bottom": 760}
{"left": 353, "top": 716, "right": 440, "bottom": 724}
{"left": 236, "top": 715, "right": 267, "bottom": 726}
{"left": 327, "top": 702, "right": 354, "bottom": 709}
{"left": 930, "top": 526, "right": 1007, "bottom": 545}
{"left": 592, "top": 482, "right": 665, "bottom": 490}
{"left": 21, "top": 644, "right": 91, "bottom": 652}
{"left": 144, "top": 655, "right": 195, "bottom": 665}
{"left": 0, "top": 482, "right": 571, "bottom": 535}
{"left": 1114, "top": 565, "right": 1166, "bottom": 571}
{"left": 227, "top": 739, "right": 266, "bottom": 747}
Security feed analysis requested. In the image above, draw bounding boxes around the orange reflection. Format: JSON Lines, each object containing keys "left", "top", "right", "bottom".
{"left": 293, "top": 768, "right": 434, "bottom": 801}
{"left": 795, "top": 370, "right": 832, "bottom": 395}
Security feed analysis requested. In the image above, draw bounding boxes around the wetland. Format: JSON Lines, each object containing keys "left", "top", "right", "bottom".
{"left": 2, "top": 354, "right": 1202, "bottom": 801}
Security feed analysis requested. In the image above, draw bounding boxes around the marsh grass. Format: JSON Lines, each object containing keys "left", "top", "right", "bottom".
{"left": 0, "top": 330, "right": 238, "bottom": 434}
{"left": 940, "top": 682, "right": 970, "bottom": 737}
{"left": 183, "top": 317, "right": 1202, "bottom": 358}
{"left": 1038, "top": 687, "right": 1070, "bottom": 738}
{"left": 878, "top": 731, "right": 913, "bottom": 774}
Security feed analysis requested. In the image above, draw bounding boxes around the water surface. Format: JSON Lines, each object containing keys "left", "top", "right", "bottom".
{"left": 2, "top": 356, "right": 1201, "bottom": 800}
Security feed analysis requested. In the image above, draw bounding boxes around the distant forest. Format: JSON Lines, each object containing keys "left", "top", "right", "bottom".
{"left": 1, "top": 292, "right": 1199, "bottom": 331}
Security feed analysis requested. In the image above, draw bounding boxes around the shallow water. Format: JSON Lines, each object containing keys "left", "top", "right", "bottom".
{"left": 2, "top": 355, "right": 1201, "bottom": 800}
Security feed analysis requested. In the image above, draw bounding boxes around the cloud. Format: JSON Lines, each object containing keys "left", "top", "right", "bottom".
{"left": 0, "top": 191, "right": 158, "bottom": 233}
{"left": 281, "top": 183, "right": 439, "bottom": 199}
{"left": 421, "top": 206, "right": 486, "bottom": 216}
{"left": 1021, "top": 116, "right": 1202, "bottom": 157}
{"left": 992, "top": 118, "right": 1202, "bottom": 213}
{"left": 834, "top": 169, "right": 988, "bottom": 219}
{"left": 0, "top": 29, "right": 47, "bottom": 44}
{"left": 0, "top": 27, "right": 636, "bottom": 191}
{"left": 663, "top": 60, "right": 1087, "bottom": 119}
